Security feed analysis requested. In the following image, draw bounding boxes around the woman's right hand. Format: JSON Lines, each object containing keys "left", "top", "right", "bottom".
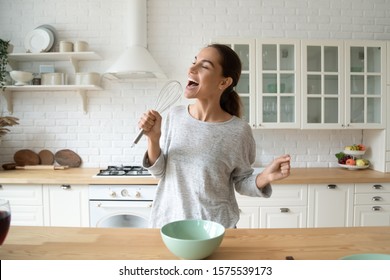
{"left": 138, "top": 110, "right": 162, "bottom": 142}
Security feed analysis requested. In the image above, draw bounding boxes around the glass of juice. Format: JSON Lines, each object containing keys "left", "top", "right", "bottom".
{"left": 0, "top": 199, "right": 11, "bottom": 245}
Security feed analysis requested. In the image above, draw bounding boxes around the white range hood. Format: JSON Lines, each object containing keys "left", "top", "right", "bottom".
{"left": 105, "top": 0, "right": 166, "bottom": 79}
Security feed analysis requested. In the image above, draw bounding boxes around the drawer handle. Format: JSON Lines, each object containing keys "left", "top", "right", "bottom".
{"left": 373, "top": 184, "right": 383, "bottom": 190}
{"left": 372, "top": 196, "right": 383, "bottom": 202}
{"left": 372, "top": 206, "right": 382, "bottom": 211}
{"left": 327, "top": 184, "right": 337, "bottom": 189}
{"left": 280, "top": 208, "right": 290, "bottom": 213}
{"left": 61, "top": 184, "right": 71, "bottom": 190}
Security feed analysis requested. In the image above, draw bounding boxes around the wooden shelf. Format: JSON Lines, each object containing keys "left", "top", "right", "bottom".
{"left": 8, "top": 52, "right": 102, "bottom": 72}
{"left": 2, "top": 85, "right": 102, "bottom": 114}
{"left": 3, "top": 52, "right": 103, "bottom": 114}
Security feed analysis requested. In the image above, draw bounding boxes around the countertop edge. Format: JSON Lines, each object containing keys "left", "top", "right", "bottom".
{"left": 1, "top": 167, "right": 390, "bottom": 185}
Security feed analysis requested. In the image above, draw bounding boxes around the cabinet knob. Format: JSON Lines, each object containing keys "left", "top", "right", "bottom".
{"left": 61, "top": 184, "right": 71, "bottom": 190}
{"left": 372, "top": 206, "right": 382, "bottom": 211}
{"left": 373, "top": 184, "right": 383, "bottom": 190}
{"left": 327, "top": 184, "right": 337, "bottom": 189}
{"left": 372, "top": 196, "right": 383, "bottom": 202}
{"left": 280, "top": 208, "right": 290, "bottom": 213}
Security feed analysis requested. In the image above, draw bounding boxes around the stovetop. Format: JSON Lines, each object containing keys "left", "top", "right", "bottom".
{"left": 95, "top": 166, "right": 151, "bottom": 177}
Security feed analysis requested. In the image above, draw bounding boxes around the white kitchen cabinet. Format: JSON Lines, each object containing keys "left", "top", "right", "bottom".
{"left": 260, "top": 206, "right": 307, "bottom": 228}
{"left": 2, "top": 52, "right": 103, "bottom": 114}
{"left": 344, "top": 40, "right": 386, "bottom": 129}
{"left": 236, "top": 184, "right": 307, "bottom": 228}
{"left": 308, "top": 183, "right": 354, "bottom": 227}
{"left": 301, "top": 40, "right": 344, "bottom": 129}
{"left": 0, "top": 184, "right": 44, "bottom": 226}
{"left": 256, "top": 39, "right": 301, "bottom": 128}
{"left": 236, "top": 206, "right": 259, "bottom": 228}
{"left": 354, "top": 183, "right": 390, "bottom": 226}
{"left": 43, "top": 184, "right": 89, "bottom": 227}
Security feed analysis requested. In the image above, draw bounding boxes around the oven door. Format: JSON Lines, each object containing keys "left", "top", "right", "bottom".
{"left": 90, "top": 200, "right": 153, "bottom": 228}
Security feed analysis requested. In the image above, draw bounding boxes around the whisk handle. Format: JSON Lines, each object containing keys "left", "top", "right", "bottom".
{"left": 132, "top": 129, "right": 145, "bottom": 147}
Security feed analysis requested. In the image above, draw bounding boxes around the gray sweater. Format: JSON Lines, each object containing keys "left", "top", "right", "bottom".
{"left": 143, "top": 105, "right": 272, "bottom": 228}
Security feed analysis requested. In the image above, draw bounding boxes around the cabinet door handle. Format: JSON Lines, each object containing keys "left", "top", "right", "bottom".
{"left": 280, "top": 208, "right": 290, "bottom": 213}
{"left": 327, "top": 184, "right": 337, "bottom": 189}
{"left": 61, "top": 184, "right": 71, "bottom": 190}
{"left": 373, "top": 184, "right": 383, "bottom": 190}
{"left": 372, "top": 206, "right": 382, "bottom": 211}
{"left": 372, "top": 196, "right": 383, "bottom": 201}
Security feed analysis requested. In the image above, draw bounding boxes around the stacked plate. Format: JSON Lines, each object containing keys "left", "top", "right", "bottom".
{"left": 24, "top": 24, "right": 57, "bottom": 53}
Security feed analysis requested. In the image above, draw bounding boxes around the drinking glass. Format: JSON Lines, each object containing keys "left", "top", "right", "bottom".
{"left": 0, "top": 199, "right": 11, "bottom": 245}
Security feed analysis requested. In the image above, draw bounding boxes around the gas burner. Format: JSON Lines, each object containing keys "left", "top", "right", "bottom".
{"left": 96, "top": 166, "right": 151, "bottom": 177}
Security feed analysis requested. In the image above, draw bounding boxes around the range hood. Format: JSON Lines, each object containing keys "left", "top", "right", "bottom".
{"left": 105, "top": 0, "right": 166, "bottom": 79}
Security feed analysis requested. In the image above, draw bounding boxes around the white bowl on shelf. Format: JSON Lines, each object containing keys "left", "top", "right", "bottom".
{"left": 343, "top": 150, "right": 365, "bottom": 156}
{"left": 9, "top": 71, "right": 34, "bottom": 86}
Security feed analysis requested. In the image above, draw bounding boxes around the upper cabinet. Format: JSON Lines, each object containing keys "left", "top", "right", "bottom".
{"left": 301, "top": 40, "right": 344, "bottom": 129}
{"left": 344, "top": 41, "right": 386, "bottom": 129}
{"left": 302, "top": 40, "right": 386, "bottom": 129}
{"left": 216, "top": 37, "right": 388, "bottom": 130}
{"left": 256, "top": 39, "right": 301, "bottom": 128}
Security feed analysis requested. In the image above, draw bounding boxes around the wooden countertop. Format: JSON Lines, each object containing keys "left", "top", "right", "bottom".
{"left": 1, "top": 226, "right": 389, "bottom": 260}
{"left": 1, "top": 167, "right": 390, "bottom": 185}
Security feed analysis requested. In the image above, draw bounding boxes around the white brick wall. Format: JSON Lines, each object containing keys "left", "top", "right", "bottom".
{"left": 0, "top": 0, "right": 389, "bottom": 168}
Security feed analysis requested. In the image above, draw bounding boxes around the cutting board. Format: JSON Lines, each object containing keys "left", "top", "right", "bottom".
{"left": 54, "top": 149, "right": 82, "bottom": 167}
{"left": 38, "top": 149, "right": 54, "bottom": 165}
{"left": 14, "top": 149, "right": 40, "bottom": 166}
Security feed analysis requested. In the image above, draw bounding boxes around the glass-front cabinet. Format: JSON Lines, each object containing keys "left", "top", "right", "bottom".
{"left": 256, "top": 39, "right": 301, "bottom": 128}
{"left": 216, "top": 38, "right": 387, "bottom": 130}
{"left": 216, "top": 38, "right": 256, "bottom": 125}
{"left": 302, "top": 41, "right": 344, "bottom": 129}
{"left": 345, "top": 41, "right": 386, "bottom": 129}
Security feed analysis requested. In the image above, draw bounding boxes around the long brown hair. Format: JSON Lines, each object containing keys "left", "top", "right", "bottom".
{"left": 208, "top": 43, "right": 242, "bottom": 118}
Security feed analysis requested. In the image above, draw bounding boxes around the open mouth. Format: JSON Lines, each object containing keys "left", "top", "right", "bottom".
{"left": 187, "top": 78, "right": 199, "bottom": 88}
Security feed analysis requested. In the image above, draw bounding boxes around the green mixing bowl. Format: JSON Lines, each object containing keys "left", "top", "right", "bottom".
{"left": 340, "top": 253, "right": 390, "bottom": 260}
{"left": 160, "top": 219, "right": 225, "bottom": 260}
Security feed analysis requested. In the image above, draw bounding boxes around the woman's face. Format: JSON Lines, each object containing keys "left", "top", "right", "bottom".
{"left": 185, "top": 47, "right": 227, "bottom": 99}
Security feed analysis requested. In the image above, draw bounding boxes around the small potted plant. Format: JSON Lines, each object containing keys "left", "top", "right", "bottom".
{"left": 0, "top": 115, "right": 19, "bottom": 138}
{"left": 0, "top": 39, "right": 12, "bottom": 91}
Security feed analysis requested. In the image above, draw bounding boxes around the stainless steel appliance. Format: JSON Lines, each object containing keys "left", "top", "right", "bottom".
{"left": 89, "top": 166, "right": 156, "bottom": 228}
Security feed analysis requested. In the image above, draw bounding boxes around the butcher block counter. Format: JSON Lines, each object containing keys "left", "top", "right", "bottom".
{"left": 1, "top": 167, "right": 390, "bottom": 185}
{"left": 1, "top": 226, "right": 389, "bottom": 260}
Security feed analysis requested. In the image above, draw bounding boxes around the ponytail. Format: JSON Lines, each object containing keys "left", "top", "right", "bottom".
{"left": 220, "top": 87, "right": 242, "bottom": 118}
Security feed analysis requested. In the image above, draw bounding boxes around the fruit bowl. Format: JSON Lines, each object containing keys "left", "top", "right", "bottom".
{"left": 338, "top": 163, "right": 370, "bottom": 170}
{"left": 10, "top": 70, "right": 34, "bottom": 86}
{"left": 343, "top": 150, "right": 365, "bottom": 156}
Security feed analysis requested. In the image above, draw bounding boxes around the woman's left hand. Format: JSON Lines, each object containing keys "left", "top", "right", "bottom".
{"left": 256, "top": 154, "right": 291, "bottom": 189}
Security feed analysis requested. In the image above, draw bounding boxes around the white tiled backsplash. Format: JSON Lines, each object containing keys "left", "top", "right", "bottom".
{"left": 1, "top": 0, "right": 389, "bottom": 168}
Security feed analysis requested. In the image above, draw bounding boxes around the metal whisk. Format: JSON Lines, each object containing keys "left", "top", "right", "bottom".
{"left": 131, "top": 80, "right": 182, "bottom": 147}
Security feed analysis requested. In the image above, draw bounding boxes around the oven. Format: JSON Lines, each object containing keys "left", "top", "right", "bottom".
{"left": 89, "top": 166, "right": 157, "bottom": 228}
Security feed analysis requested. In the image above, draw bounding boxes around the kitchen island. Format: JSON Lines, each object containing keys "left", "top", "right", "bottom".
{"left": 1, "top": 226, "right": 389, "bottom": 260}
{"left": 2, "top": 167, "right": 390, "bottom": 185}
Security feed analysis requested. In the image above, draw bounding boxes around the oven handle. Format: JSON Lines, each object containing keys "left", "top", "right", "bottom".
{"left": 95, "top": 202, "right": 153, "bottom": 208}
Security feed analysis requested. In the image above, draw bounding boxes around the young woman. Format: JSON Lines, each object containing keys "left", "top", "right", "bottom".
{"left": 139, "top": 44, "right": 291, "bottom": 228}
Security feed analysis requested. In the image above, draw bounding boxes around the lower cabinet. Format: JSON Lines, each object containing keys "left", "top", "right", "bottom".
{"left": 260, "top": 206, "right": 307, "bottom": 228}
{"left": 236, "top": 184, "right": 307, "bottom": 228}
{"left": 0, "top": 184, "right": 44, "bottom": 226}
{"left": 307, "top": 184, "right": 354, "bottom": 227}
{"left": 354, "top": 183, "right": 390, "bottom": 226}
{"left": 0, "top": 183, "right": 89, "bottom": 227}
{"left": 43, "top": 184, "right": 90, "bottom": 227}
{"left": 237, "top": 206, "right": 259, "bottom": 228}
